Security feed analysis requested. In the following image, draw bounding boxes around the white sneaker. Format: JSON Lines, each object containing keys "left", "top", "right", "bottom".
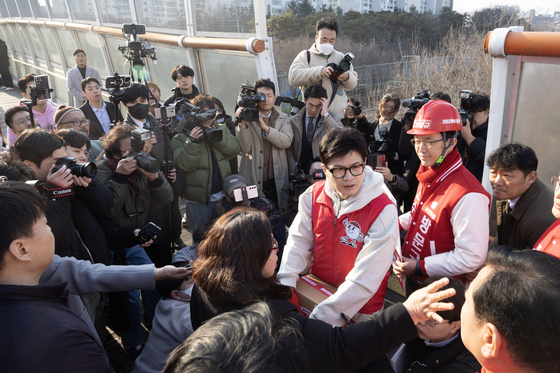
{"left": 4, "top": 87, "right": 13, "bottom": 91}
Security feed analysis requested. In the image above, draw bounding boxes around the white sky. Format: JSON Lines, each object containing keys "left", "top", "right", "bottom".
{"left": 453, "top": 0, "right": 560, "bottom": 14}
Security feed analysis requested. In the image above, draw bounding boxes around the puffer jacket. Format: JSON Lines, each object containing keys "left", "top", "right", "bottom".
{"left": 172, "top": 122, "right": 240, "bottom": 203}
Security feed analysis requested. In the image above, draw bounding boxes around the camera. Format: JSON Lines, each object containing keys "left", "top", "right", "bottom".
{"left": 123, "top": 128, "right": 161, "bottom": 173}
{"left": 51, "top": 157, "right": 97, "bottom": 178}
{"left": 459, "top": 90, "right": 474, "bottom": 127}
{"left": 29, "top": 75, "right": 54, "bottom": 102}
{"left": 237, "top": 83, "right": 265, "bottom": 121}
{"left": 288, "top": 162, "right": 325, "bottom": 198}
{"left": 349, "top": 100, "right": 362, "bottom": 116}
{"left": 106, "top": 73, "right": 131, "bottom": 90}
{"left": 174, "top": 99, "right": 222, "bottom": 144}
{"left": 118, "top": 23, "right": 157, "bottom": 71}
{"left": 137, "top": 222, "right": 161, "bottom": 244}
{"left": 401, "top": 90, "right": 431, "bottom": 125}
{"left": 327, "top": 52, "right": 355, "bottom": 83}
{"left": 275, "top": 96, "right": 305, "bottom": 116}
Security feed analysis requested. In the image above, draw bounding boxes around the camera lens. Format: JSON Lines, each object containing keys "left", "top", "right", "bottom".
{"left": 203, "top": 128, "right": 223, "bottom": 144}
{"left": 135, "top": 153, "right": 161, "bottom": 174}
{"left": 72, "top": 162, "right": 97, "bottom": 178}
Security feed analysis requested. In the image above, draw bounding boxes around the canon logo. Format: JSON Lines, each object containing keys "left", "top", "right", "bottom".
{"left": 53, "top": 188, "right": 72, "bottom": 195}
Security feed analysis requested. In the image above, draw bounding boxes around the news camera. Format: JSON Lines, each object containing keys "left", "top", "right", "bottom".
{"left": 173, "top": 99, "right": 222, "bottom": 144}
{"left": 122, "top": 128, "right": 161, "bottom": 173}
{"left": 52, "top": 157, "right": 97, "bottom": 178}
{"left": 327, "top": 52, "right": 355, "bottom": 83}
{"left": 118, "top": 23, "right": 157, "bottom": 71}
{"left": 458, "top": 90, "right": 474, "bottom": 127}
{"left": 401, "top": 89, "right": 431, "bottom": 125}
{"left": 275, "top": 96, "right": 305, "bottom": 116}
{"left": 237, "top": 83, "right": 265, "bottom": 121}
{"left": 288, "top": 162, "right": 326, "bottom": 198}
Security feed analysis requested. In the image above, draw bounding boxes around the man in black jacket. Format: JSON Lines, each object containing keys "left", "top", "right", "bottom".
{"left": 79, "top": 77, "right": 123, "bottom": 139}
{"left": 0, "top": 181, "right": 113, "bottom": 373}
{"left": 0, "top": 38, "right": 13, "bottom": 90}
{"left": 163, "top": 65, "right": 201, "bottom": 106}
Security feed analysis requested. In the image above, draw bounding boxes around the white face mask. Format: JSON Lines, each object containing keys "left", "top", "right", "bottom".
{"left": 182, "top": 286, "right": 193, "bottom": 298}
{"left": 318, "top": 43, "right": 334, "bottom": 56}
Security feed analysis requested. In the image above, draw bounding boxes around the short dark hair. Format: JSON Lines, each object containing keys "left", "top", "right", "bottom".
{"left": 171, "top": 65, "right": 194, "bottom": 81}
{"left": 486, "top": 142, "right": 538, "bottom": 176}
{"left": 73, "top": 48, "right": 86, "bottom": 56}
{"left": 12, "top": 128, "right": 64, "bottom": 167}
{"left": 316, "top": 16, "right": 338, "bottom": 35}
{"left": 470, "top": 94, "right": 490, "bottom": 113}
{"left": 80, "top": 77, "right": 100, "bottom": 91}
{"left": 319, "top": 127, "right": 368, "bottom": 166}
{"left": 163, "top": 302, "right": 307, "bottom": 373}
{"left": 304, "top": 84, "right": 327, "bottom": 100}
{"left": 0, "top": 182, "right": 46, "bottom": 270}
{"left": 4, "top": 106, "right": 29, "bottom": 129}
{"left": 194, "top": 207, "right": 290, "bottom": 304}
{"left": 474, "top": 246, "right": 560, "bottom": 373}
{"left": 422, "top": 275, "right": 464, "bottom": 323}
{"left": 0, "top": 151, "right": 36, "bottom": 181}
{"left": 191, "top": 94, "right": 215, "bottom": 111}
{"left": 102, "top": 125, "right": 132, "bottom": 158}
{"left": 430, "top": 92, "right": 452, "bottom": 103}
{"left": 193, "top": 222, "right": 212, "bottom": 245}
{"left": 56, "top": 129, "right": 91, "bottom": 151}
{"left": 122, "top": 83, "right": 150, "bottom": 105}
{"left": 255, "top": 78, "right": 275, "bottom": 95}
{"left": 17, "top": 73, "right": 35, "bottom": 93}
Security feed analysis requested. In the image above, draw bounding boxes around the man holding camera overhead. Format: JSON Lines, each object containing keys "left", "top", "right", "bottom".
{"left": 288, "top": 17, "right": 357, "bottom": 119}
{"left": 234, "top": 78, "right": 293, "bottom": 213}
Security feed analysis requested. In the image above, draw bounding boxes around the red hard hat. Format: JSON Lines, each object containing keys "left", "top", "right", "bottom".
{"left": 407, "top": 100, "right": 462, "bottom": 135}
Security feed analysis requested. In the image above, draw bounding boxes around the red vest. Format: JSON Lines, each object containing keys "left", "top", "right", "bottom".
{"left": 402, "top": 149, "right": 490, "bottom": 284}
{"left": 534, "top": 219, "right": 560, "bottom": 259}
{"left": 311, "top": 181, "right": 393, "bottom": 314}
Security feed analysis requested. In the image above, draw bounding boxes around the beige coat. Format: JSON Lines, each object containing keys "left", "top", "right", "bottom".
{"left": 288, "top": 43, "right": 358, "bottom": 118}
{"left": 286, "top": 109, "right": 342, "bottom": 174}
{"left": 236, "top": 108, "right": 293, "bottom": 210}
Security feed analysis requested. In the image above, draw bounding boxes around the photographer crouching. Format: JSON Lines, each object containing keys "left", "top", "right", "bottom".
{"left": 96, "top": 125, "right": 173, "bottom": 356}
{"left": 172, "top": 94, "right": 240, "bottom": 232}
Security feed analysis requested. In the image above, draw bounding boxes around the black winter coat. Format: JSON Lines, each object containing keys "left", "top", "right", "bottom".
{"left": 163, "top": 85, "right": 201, "bottom": 106}
{"left": 456, "top": 119, "right": 488, "bottom": 182}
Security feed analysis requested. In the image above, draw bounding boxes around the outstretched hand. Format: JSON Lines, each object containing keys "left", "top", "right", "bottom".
{"left": 402, "top": 277, "right": 456, "bottom": 325}
{"left": 155, "top": 265, "right": 191, "bottom": 281}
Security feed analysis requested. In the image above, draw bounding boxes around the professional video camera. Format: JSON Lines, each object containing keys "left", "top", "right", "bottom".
{"left": 401, "top": 90, "right": 431, "bottom": 125}
{"left": 288, "top": 162, "right": 326, "bottom": 198}
{"left": 118, "top": 23, "right": 157, "bottom": 71}
{"left": 105, "top": 71, "right": 131, "bottom": 125}
{"left": 237, "top": 83, "right": 265, "bottom": 121}
{"left": 52, "top": 157, "right": 97, "bottom": 178}
{"left": 174, "top": 99, "right": 222, "bottom": 144}
{"left": 349, "top": 100, "right": 362, "bottom": 116}
{"left": 123, "top": 128, "right": 161, "bottom": 173}
{"left": 327, "top": 52, "right": 355, "bottom": 83}
{"left": 366, "top": 126, "right": 394, "bottom": 168}
{"left": 458, "top": 90, "right": 474, "bottom": 126}
{"left": 275, "top": 96, "right": 305, "bottom": 116}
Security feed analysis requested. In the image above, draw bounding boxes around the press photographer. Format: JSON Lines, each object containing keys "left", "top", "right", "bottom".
{"left": 172, "top": 94, "right": 240, "bottom": 232}
{"left": 235, "top": 78, "right": 293, "bottom": 212}
{"left": 342, "top": 98, "right": 367, "bottom": 129}
{"left": 288, "top": 17, "right": 358, "bottom": 118}
{"left": 286, "top": 84, "right": 341, "bottom": 180}
{"left": 17, "top": 73, "right": 56, "bottom": 131}
{"left": 456, "top": 92, "right": 490, "bottom": 182}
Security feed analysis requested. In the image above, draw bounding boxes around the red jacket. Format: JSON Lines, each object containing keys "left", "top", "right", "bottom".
{"left": 534, "top": 219, "right": 560, "bottom": 259}
{"left": 311, "top": 181, "right": 392, "bottom": 313}
{"left": 402, "top": 149, "right": 490, "bottom": 284}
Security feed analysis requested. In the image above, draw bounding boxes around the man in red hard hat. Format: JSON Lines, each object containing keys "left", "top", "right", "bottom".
{"left": 393, "top": 100, "right": 491, "bottom": 294}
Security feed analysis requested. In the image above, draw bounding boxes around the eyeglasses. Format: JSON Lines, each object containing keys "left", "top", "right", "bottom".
{"left": 60, "top": 119, "right": 90, "bottom": 127}
{"left": 410, "top": 139, "right": 443, "bottom": 149}
{"left": 325, "top": 163, "right": 366, "bottom": 179}
{"left": 551, "top": 176, "right": 560, "bottom": 190}
{"left": 382, "top": 105, "right": 397, "bottom": 113}
{"left": 425, "top": 319, "right": 449, "bottom": 327}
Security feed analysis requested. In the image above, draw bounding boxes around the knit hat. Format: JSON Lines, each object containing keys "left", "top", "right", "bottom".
{"left": 54, "top": 105, "right": 83, "bottom": 126}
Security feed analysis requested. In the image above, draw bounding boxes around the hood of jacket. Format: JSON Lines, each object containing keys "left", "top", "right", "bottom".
{"left": 323, "top": 166, "right": 395, "bottom": 218}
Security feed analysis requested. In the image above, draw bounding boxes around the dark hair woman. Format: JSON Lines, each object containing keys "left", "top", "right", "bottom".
{"left": 179, "top": 206, "right": 456, "bottom": 373}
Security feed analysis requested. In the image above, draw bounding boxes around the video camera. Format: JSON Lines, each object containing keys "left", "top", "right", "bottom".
{"left": 118, "top": 23, "right": 157, "bottom": 70}
{"left": 401, "top": 90, "right": 431, "bottom": 125}
{"left": 174, "top": 99, "right": 222, "bottom": 144}
{"left": 349, "top": 100, "right": 362, "bottom": 116}
{"left": 275, "top": 96, "right": 305, "bottom": 116}
{"left": 123, "top": 128, "right": 161, "bottom": 173}
{"left": 288, "top": 162, "right": 326, "bottom": 198}
{"left": 237, "top": 83, "right": 265, "bottom": 121}
{"left": 105, "top": 71, "right": 131, "bottom": 125}
{"left": 327, "top": 52, "right": 355, "bottom": 83}
{"left": 458, "top": 90, "right": 474, "bottom": 126}
{"left": 52, "top": 157, "right": 97, "bottom": 178}
{"left": 366, "top": 126, "right": 393, "bottom": 168}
